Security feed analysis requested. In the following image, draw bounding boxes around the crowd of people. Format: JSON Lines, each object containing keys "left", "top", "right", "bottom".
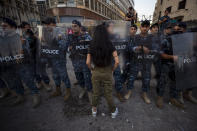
{"left": 0, "top": 13, "right": 197, "bottom": 119}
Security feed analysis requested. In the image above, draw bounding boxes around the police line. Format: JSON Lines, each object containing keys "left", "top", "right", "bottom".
{"left": 0, "top": 22, "right": 197, "bottom": 91}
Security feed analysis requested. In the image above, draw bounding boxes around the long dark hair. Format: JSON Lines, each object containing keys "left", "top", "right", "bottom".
{"left": 90, "top": 24, "right": 114, "bottom": 67}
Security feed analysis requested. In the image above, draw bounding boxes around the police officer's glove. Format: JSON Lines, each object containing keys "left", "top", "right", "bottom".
{"left": 177, "top": 56, "right": 184, "bottom": 71}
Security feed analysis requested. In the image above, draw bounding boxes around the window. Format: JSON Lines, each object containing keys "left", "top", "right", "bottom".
{"left": 95, "top": 2, "right": 98, "bottom": 12}
{"left": 98, "top": 3, "right": 101, "bottom": 13}
{"left": 166, "top": 6, "right": 172, "bottom": 13}
{"left": 158, "top": 11, "right": 161, "bottom": 20}
{"left": 58, "top": 0, "right": 64, "bottom": 4}
{"left": 77, "top": 0, "right": 83, "bottom": 6}
{"left": 85, "top": 0, "right": 89, "bottom": 8}
{"left": 178, "top": 0, "right": 186, "bottom": 10}
{"left": 160, "top": 0, "right": 163, "bottom": 5}
{"left": 91, "top": 0, "right": 94, "bottom": 10}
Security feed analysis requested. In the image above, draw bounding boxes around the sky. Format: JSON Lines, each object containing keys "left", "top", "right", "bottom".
{"left": 134, "top": 0, "right": 157, "bottom": 21}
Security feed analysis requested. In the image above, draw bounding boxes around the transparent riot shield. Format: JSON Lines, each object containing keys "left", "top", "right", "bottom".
{"left": 67, "top": 20, "right": 130, "bottom": 71}
{"left": 129, "top": 33, "right": 160, "bottom": 70}
{"left": 171, "top": 32, "right": 197, "bottom": 90}
{"left": 38, "top": 26, "right": 67, "bottom": 59}
{"left": 102, "top": 20, "right": 129, "bottom": 71}
{"left": 0, "top": 28, "right": 24, "bottom": 66}
{"left": 0, "top": 25, "right": 25, "bottom": 95}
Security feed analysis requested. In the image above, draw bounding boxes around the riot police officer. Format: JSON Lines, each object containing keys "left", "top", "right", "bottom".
{"left": 126, "top": 20, "right": 153, "bottom": 104}
{"left": 174, "top": 22, "right": 197, "bottom": 105}
{"left": 18, "top": 22, "right": 41, "bottom": 108}
{"left": 36, "top": 20, "right": 52, "bottom": 92}
{"left": 67, "top": 20, "right": 92, "bottom": 103}
{"left": 0, "top": 17, "right": 25, "bottom": 105}
{"left": 123, "top": 24, "right": 137, "bottom": 100}
{"left": 150, "top": 23, "right": 162, "bottom": 80}
{"left": 156, "top": 24, "right": 184, "bottom": 109}
{"left": 40, "top": 17, "right": 71, "bottom": 101}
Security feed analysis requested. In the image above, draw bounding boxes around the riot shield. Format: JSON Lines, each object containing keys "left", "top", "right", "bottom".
{"left": 132, "top": 34, "right": 159, "bottom": 64}
{"left": 112, "top": 38, "right": 128, "bottom": 72}
{"left": 171, "top": 32, "right": 197, "bottom": 90}
{"left": 68, "top": 20, "right": 130, "bottom": 69}
{"left": 0, "top": 27, "right": 25, "bottom": 95}
{"left": 0, "top": 28, "right": 24, "bottom": 66}
{"left": 36, "top": 20, "right": 159, "bottom": 84}
{"left": 68, "top": 35, "right": 91, "bottom": 60}
{"left": 103, "top": 20, "right": 129, "bottom": 71}
{"left": 38, "top": 26, "right": 67, "bottom": 58}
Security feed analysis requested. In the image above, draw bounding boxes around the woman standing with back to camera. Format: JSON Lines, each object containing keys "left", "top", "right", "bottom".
{"left": 86, "top": 24, "right": 119, "bottom": 118}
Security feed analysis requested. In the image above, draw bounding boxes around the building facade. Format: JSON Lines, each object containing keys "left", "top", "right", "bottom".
{"left": 46, "top": 0, "right": 134, "bottom": 23}
{"left": 36, "top": 0, "right": 49, "bottom": 22}
{"left": 0, "top": 0, "right": 41, "bottom": 26}
{"left": 153, "top": 0, "right": 197, "bottom": 28}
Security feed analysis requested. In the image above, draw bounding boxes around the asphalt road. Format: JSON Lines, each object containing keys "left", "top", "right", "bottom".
{"left": 0, "top": 58, "right": 197, "bottom": 131}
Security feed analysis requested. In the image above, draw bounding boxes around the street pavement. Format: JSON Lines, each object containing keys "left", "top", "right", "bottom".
{"left": 0, "top": 58, "right": 197, "bottom": 131}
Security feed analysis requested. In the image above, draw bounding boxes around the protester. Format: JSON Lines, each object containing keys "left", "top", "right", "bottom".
{"left": 125, "top": 7, "right": 137, "bottom": 25}
{"left": 158, "top": 9, "right": 170, "bottom": 32}
{"left": 104, "top": 21, "right": 125, "bottom": 102}
{"left": 86, "top": 24, "right": 119, "bottom": 118}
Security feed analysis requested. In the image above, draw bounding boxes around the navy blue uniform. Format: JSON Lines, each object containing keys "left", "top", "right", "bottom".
{"left": 18, "top": 33, "right": 39, "bottom": 94}
{"left": 156, "top": 34, "right": 178, "bottom": 98}
{"left": 36, "top": 36, "right": 50, "bottom": 85}
{"left": 127, "top": 34, "right": 156, "bottom": 92}
{"left": 36, "top": 59, "right": 50, "bottom": 85}
{"left": 40, "top": 28, "right": 71, "bottom": 89}
{"left": 122, "top": 36, "right": 135, "bottom": 84}
{"left": 0, "top": 31, "right": 24, "bottom": 95}
{"left": 68, "top": 33, "right": 92, "bottom": 91}
{"left": 49, "top": 39, "right": 71, "bottom": 88}
{"left": 151, "top": 33, "right": 162, "bottom": 79}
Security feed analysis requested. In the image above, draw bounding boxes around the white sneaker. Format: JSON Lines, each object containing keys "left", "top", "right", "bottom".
{"left": 92, "top": 108, "right": 97, "bottom": 117}
{"left": 111, "top": 108, "right": 118, "bottom": 119}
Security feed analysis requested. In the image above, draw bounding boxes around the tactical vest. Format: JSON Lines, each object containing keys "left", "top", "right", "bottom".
{"left": 68, "top": 34, "right": 91, "bottom": 60}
